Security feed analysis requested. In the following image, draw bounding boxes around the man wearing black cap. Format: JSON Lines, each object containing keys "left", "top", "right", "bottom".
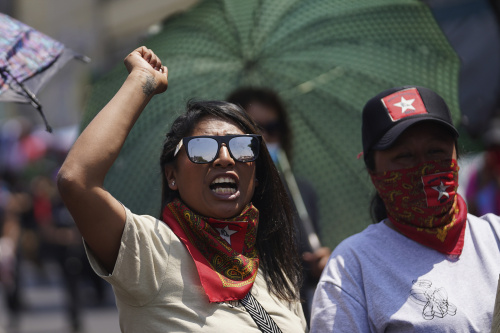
{"left": 310, "top": 86, "right": 500, "bottom": 332}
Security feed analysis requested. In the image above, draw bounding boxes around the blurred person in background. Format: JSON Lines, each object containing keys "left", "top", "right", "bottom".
{"left": 465, "top": 118, "right": 500, "bottom": 216}
{"left": 0, "top": 172, "right": 23, "bottom": 330}
{"left": 32, "top": 175, "right": 107, "bottom": 332}
{"left": 0, "top": 113, "right": 107, "bottom": 332}
{"left": 227, "top": 86, "right": 331, "bottom": 324}
{"left": 57, "top": 47, "right": 307, "bottom": 332}
{"left": 311, "top": 86, "right": 500, "bottom": 332}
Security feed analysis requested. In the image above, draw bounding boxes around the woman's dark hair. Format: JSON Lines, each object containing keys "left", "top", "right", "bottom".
{"left": 364, "top": 123, "right": 460, "bottom": 223}
{"left": 226, "top": 87, "right": 293, "bottom": 159}
{"left": 159, "top": 100, "right": 302, "bottom": 302}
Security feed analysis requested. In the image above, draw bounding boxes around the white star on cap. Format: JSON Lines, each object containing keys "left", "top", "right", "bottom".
{"left": 216, "top": 225, "right": 238, "bottom": 245}
{"left": 432, "top": 181, "right": 450, "bottom": 200}
{"left": 393, "top": 97, "right": 416, "bottom": 114}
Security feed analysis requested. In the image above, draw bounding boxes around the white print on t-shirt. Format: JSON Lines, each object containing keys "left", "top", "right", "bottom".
{"left": 409, "top": 279, "right": 457, "bottom": 320}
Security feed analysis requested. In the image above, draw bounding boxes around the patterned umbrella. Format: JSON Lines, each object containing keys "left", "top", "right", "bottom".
{"left": 0, "top": 13, "right": 89, "bottom": 132}
{"left": 83, "top": 0, "right": 461, "bottom": 249}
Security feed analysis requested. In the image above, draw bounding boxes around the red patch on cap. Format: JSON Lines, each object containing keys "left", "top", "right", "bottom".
{"left": 422, "top": 172, "right": 455, "bottom": 207}
{"left": 381, "top": 88, "right": 428, "bottom": 121}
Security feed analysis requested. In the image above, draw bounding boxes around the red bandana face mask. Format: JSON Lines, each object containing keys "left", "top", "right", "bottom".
{"left": 162, "top": 199, "right": 259, "bottom": 303}
{"left": 370, "top": 159, "right": 467, "bottom": 256}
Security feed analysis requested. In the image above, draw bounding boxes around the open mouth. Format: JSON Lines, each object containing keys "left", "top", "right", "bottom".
{"left": 210, "top": 177, "right": 237, "bottom": 195}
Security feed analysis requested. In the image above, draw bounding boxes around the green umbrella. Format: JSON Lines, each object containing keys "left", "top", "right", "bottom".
{"left": 83, "top": 0, "right": 460, "bottom": 249}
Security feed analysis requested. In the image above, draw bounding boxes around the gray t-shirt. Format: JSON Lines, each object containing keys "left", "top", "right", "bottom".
{"left": 311, "top": 214, "right": 500, "bottom": 333}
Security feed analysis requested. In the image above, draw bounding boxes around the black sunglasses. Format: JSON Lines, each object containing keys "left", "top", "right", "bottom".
{"left": 174, "top": 134, "right": 262, "bottom": 164}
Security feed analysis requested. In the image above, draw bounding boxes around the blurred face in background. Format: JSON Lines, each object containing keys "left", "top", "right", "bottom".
{"left": 246, "top": 102, "right": 281, "bottom": 144}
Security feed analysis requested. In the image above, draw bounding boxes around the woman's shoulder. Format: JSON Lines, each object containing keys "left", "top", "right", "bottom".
{"left": 119, "top": 206, "right": 177, "bottom": 252}
{"left": 468, "top": 213, "right": 500, "bottom": 237}
{"left": 123, "top": 205, "right": 157, "bottom": 221}
{"left": 324, "top": 222, "right": 396, "bottom": 272}
{"left": 123, "top": 206, "right": 172, "bottom": 231}
{"left": 332, "top": 222, "right": 389, "bottom": 252}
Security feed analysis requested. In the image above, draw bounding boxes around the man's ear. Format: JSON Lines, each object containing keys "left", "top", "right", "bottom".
{"left": 164, "top": 165, "right": 178, "bottom": 190}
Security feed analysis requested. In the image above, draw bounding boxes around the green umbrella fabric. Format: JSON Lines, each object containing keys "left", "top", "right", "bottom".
{"left": 82, "top": 0, "right": 460, "bottom": 249}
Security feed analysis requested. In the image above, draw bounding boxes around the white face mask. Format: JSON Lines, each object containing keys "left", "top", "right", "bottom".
{"left": 265, "top": 142, "right": 280, "bottom": 164}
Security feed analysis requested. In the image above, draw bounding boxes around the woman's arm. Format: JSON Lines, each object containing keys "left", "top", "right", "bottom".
{"left": 57, "top": 47, "right": 168, "bottom": 272}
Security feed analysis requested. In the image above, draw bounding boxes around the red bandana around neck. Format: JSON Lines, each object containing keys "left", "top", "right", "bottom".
{"left": 162, "top": 199, "right": 259, "bottom": 302}
{"left": 370, "top": 159, "right": 467, "bottom": 256}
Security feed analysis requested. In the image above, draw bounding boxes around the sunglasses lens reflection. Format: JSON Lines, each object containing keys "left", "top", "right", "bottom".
{"left": 187, "top": 138, "right": 218, "bottom": 163}
{"left": 229, "top": 136, "right": 259, "bottom": 162}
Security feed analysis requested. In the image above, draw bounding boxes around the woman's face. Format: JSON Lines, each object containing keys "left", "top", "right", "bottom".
{"left": 374, "top": 122, "right": 457, "bottom": 172}
{"left": 165, "top": 116, "right": 257, "bottom": 219}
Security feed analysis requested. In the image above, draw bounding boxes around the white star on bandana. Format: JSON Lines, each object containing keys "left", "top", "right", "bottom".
{"left": 432, "top": 181, "right": 450, "bottom": 200}
{"left": 393, "top": 97, "right": 416, "bottom": 114}
{"left": 216, "top": 225, "right": 238, "bottom": 245}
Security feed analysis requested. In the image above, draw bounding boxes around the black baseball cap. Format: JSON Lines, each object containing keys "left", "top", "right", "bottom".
{"left": 362, "top": 86, "right": 459, "bottom": 162}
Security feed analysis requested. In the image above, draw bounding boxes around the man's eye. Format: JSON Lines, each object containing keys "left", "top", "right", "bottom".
{"left": 395, "top": 153, "right": 412, "bottom": 159}
{"left": 429, "top": 148, "right": 445, "bottom": 155}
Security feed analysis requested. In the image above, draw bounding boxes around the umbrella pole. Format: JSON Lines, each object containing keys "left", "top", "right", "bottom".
{"left": 74, "top": 54, "right": 92, "bottom": 64}
{"left": 2, "top": 68, "right": 52, "bottom": 132}
{"left": 31, "top": 102, "right": 53, "bottom": 133}
{"left": 276, "top": 148, "right": 321, "bottom": 251}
